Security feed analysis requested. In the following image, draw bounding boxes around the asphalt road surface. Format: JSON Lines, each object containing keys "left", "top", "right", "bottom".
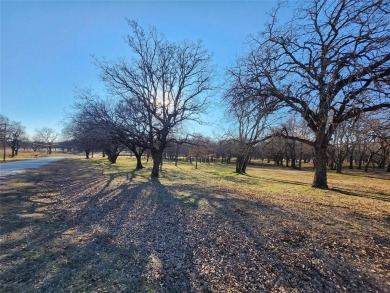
{"left": 0, "top": 158, "right": 64, "bottom": 179}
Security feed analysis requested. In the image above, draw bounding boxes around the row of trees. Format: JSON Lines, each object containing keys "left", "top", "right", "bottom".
{"left": 164, "top": 116, "right": 389, "bottom": 174}
{"left": 225, "top": 0, "right": 390, "bottom": 188}
{"left": 65, "top": 0, "right": 389, "bottom": 189}
{"left": 64, "top": 100, "right": 389, "bottom": 174}
{"left": 0, "top": 114, "right": 60, "bottom": 157}
{"left": 0, "top": 115, "right": 25, "bottom": 158}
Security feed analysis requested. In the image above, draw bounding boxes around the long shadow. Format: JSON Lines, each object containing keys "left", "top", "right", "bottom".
{"left": 331, "top": 187, "right": 390, "bottom": 202}
{"left": 341, "top": 170, "right": 390, "bottom": 180}
{"left": 0, "top": 160, "right": 194, "bottom": 292}
{"left": 1, "top": 159, "right": 388, "bottom": 292}
{"left": 210, "top": 168, "right": 390, "bottom": 202}
{"left": 0, "top": 159, "right": 150, "bottom": 292}
{"left": 163, "top": 181, "right": 387, "bottom": 292}
{"left": 205, "top": 168, "right": 310, "bottom": 188}
{"left": 260, "top": 176, "right": 309, "bottom": 186}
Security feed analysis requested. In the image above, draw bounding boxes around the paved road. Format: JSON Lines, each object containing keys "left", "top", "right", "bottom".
{"left": 0, "top": 158, "right": 64, "bottom": 179}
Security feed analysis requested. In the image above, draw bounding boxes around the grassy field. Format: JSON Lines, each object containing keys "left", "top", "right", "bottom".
{"left": 0, "top": 149, "right": 80, "bottom": 163}
{"left": 0, "top": 157, "right": 389, "bottom": 292}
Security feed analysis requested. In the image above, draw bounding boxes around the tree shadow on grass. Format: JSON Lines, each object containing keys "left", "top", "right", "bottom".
{"left": 0, "top": 160, "right": 194, "bottom": 292}
{"left": 142, "top": 175, "right": 388, "bottom": 292}
{"left": 0, "top": 160, "right": 141, "bottom": 291}
{"left": 0, "top": 159, "right": 388, "bottom": 292}
{"left": 260, "top": 176, "right": 309, "bottom": 187}
{"left": 331, "top": 187, "right": 390, "bottom": 202}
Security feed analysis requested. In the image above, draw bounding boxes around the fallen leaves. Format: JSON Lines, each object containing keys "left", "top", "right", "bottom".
{"left": 0, "top": 158, "right": 389, "bottom": 292}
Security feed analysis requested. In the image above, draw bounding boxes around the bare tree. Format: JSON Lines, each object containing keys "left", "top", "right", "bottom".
{"left": 33, "top": 127, "right": 58, "bottom": 154}
{"left": 280, "top": 116, "right": 313, "bottom": 169}
{"left": 114, "top": 99, "right": 147, "bottom": 169}
{"left": 225, "top": 60, "right": 280, "bottom": 173}
{"left": 0, "top": 115, "right": 25, "bottom": 157}
{"left": 241, "top": 0, "right": 389, "bottom": 188}
{"left": 188, "top": 135, "right": 213, "bottom": 169}
{"left": 65, "top": 90, "right": 127, "bottom": 163}
{"left": 96, "top": 20, "right": 214, "bottom": 177}
{"left": 227, "top": 95, "right": 275, "bottom": 173}
{"left": 63, "top": 117, "right": 99, "bottom": 159}
{"left": 355, "top": 111, "right": 390, "bottom": 171}
{"left": 215, "top": 139, "right": 234, "bottom": 164}
{"left": 328, "top": 118, "right": 359, "bottom": 173}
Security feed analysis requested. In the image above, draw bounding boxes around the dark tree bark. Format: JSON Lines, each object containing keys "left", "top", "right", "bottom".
{"left": 151, "top": 151, "right": 163, "bottom": 177}
{"left": 127, "top": 144, "right": 144, "bottom": 170}
{"left": 349, "top": 153, "right": 354, "bottom": 169}
{"left": 313, "top": 146, "right": 328, "bottom": 189}
{"left": 134, "top": 153, "right": 143, "bottom": 170}
{"left": 241, "top": 154, "right": 250, "bottom": 173}
{"left": 11, "top": 139, "right": 19, "bottom": 157}
{"left": 234, "top": 0, "right": 390, "bottom": 188}
{"left": 107, "top": 151, "right": 120, "bottom": 164}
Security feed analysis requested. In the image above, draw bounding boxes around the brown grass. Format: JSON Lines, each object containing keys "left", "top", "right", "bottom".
{"left": 0, "top": 148, "right": 83, "bottom": 163}
{"left": 0, "top": 157, "right": 389, "bottom": 292}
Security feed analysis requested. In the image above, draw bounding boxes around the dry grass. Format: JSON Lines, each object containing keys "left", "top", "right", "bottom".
{"left": 0, "top": 157, "right": 389, "bottom": 292}
{"left": 0, "top": 149, "right": 83, "bottom": 163}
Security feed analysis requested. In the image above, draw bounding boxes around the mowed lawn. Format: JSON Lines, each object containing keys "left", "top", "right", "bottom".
{"left": 0, "top": 157, "right": 389, "bottom": 292}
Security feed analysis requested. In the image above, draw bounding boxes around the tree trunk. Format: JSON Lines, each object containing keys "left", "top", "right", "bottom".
{"left": 151, "top": 151, "right": 163, "bottom": 177}
{"left": 349, "top": 153, "right": 353, "bottom": 169}
{"left": 336, "top": 152, "right": 345, "bottom": 174}
{"left": 85, "top": 150, "right": 90, "bottom": 159}
{"left": 313, "top": 146, "right": 328, "bottom": 189}
{"left": 241, "top": 154, "right": 250, "bottom": 173}
{"left": 128, "top": 144, "right": 144, "bottom": 170}
{"left": 109, "top": 153, "right": 118, "bottom": 164}
{"left": 195, "top": 157, "right": 198, "bottom": 169}
{"left": 387, "top": 162, "right": 390, "bottom": 172}
{"left": 134, "top": 153, "right": 144, "bottom": 170}
{"left": 336, "top": 161, "right": 343, "bottom": 174}
{"left": 236, "top": 156, "right": 242, "bottom": 173}
{"left": 358, "top": 155, "right": 363, "bottom": 169}
{"left": 291, "top": 158, "right": 296, "bottom": 169}
{"left": 378, "top": 148, "right": 387, "bottom": 169}
{"left": 364, "top": 153, "right": 375, "bottom": 172}
{"left": 11, "top": 139, "right": 17, "bottom": 157}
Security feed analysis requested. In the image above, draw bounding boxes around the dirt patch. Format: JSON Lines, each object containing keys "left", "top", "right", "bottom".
{"left": 0, "top": 158, "right": 389, "bottom": 292}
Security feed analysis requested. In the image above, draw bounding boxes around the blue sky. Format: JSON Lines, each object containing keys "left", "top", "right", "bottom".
{"left": 1, "top": 0, "right": 285, "bottom": 138}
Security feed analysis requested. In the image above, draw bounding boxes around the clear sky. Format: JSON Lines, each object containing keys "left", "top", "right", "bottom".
{"left": 1, "top": 0, "right": 284, "bottom": 138}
